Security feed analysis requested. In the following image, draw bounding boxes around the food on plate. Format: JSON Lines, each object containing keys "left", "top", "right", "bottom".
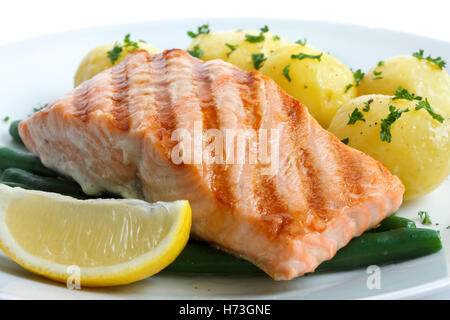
{"left": 73, "top": 34, "right": 160, "bottom": 87}
{"left": 0, "top": 184, "right": 191, "bottom": 287}
{"left": 187, "top": 25, "right": 292, "bottom": 71}
{"left": 1, "top": 23, "right": 447, "bottom": 288}
{"left": 260, "top": 44, "right": 357, "bottom": 128}
{"left": 18, "top": 49, "right": 404, "bottom": 280}
{"left": 328, "top": 94, "right": 449, "bottom": 200}
{"left": 359, "top": 53, "right": 450, "bottom": 116}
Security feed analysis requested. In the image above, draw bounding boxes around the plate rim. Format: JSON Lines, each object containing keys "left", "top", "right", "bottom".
{"left": 363, "top": 277, "right": 450, "bottom": 300}
{"left": 1, "top": 17, "right": 449, "bottom": 50}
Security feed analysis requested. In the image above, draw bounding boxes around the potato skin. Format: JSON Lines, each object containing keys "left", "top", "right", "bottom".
{"left": 328, "top": 94, "right": 450, "bottom": 200}
{"left": 74, "top": 42, "right": 160, "bottom": 87}
{"left": 187, "top": 30, "right": 292, "bottom": 71}
{"left": 359, "top": 55, "right": 450, "bottom": 116}
{"left": 260, "top": 45, "right": 356, "bottom": 128}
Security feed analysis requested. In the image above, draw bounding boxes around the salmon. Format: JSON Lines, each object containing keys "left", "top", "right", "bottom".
{"left": 19, "top": 49, "right": 404, "bottom": 280}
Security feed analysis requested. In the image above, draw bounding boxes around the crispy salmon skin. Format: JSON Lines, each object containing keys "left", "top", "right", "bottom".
{"left": 19, "top": 49, "right": 404, "bottom": 280}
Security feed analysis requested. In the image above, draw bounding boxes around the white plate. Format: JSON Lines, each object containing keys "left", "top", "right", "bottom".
{"left": 0, "top": 18, "right": 448, "bottom": 300}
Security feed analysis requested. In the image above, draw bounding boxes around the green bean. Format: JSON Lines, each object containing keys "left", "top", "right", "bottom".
{"left": 1, "top": 168, "right": 87, "bottom": 198}
{"left": 165, "top": 243, "right": 261, "bottom": 274}
{"left": 370, "top": 215, "right": 416, "bottom": 232}
{"left": 0, "top": 147, "right": 57, "bottom": 177}
{"left": 316, "top": 228, "right": 441, "bottom": 272}
{"left": 8, "top": 120, "right": 23, "bottom": 145}
{"left": 166, "top": 228, "right": 441, "bottom": 274}
{"left": 1, "top": 168, "right": 121, "bottom": 199}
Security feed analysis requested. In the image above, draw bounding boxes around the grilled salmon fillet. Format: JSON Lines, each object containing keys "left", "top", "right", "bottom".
{"left": 19, "top": 49, "right": 404, "bottom": 280}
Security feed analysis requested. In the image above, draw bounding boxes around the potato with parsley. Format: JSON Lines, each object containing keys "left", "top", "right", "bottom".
{"left": 260, "top": 44, "right": 357, "bottom": 128}
{"left": 74, "top": 34, "right": 160, "bottom": 87}
{"left": 226, "top": 30, "right": 292, "bottom": 71}
{"left": 187, "top": 26, "right": 292, "bottom": 71}
{"left": 359, "top": 53, "right": 450, "bottom": 116}
{"left": 328, "top": 94, "right": 449, "bottom": 200}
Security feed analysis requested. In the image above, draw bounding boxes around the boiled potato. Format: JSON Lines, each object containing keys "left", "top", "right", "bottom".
{"left": 260, "top": 44, "right": 357, "bottom": 128}
{"left": 187, "top": 30, "right": 292, "bottom": 71}
{"left": 359, "top": 55, "right": 450, "bottom": 116}
{"left": 187, "top": 31, "right": 243, "bottom": 63}
{"left": 74, "top": 41, "right": 160, "bottom": 87}
{"left": 328, "top": 94, "right": 449, "bottom": 200}
{"left": 227, "top": 31, "right": 292, "bottom": 71}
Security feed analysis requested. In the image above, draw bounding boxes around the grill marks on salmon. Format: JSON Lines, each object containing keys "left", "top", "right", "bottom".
{"left": 19, "top": 49, "right": 405, "bottom": 280}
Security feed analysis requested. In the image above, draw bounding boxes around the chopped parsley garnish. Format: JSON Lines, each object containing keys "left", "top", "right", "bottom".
{"left": 415, "top": 98, "right": 444, "bottom": 123}
{"left": 380, "top": 105, "right": 409, "bottom": 142}
{"left": 187, "top": 24, "right": 210, "bottom": 38}
{"left": 251, "top": 53, "right": 266, "bottom": 70}
{"left": 392, "top": 86, "right": 422, "bottom": 101}
{"left": 3, "top": 116, "right": 9, "bottom": 122}
{"left": 341, "top": 138, "right": 349, "bottom": 145}
{"left": 344, "top": 83, "right": 353, "bottom": 93}
{"left": 291, "top": 52, "right": 323, "bottom": 61}
{"left": 107, "top": 34, "right": 145, "bottom": 65}
{"left": 33, "top": 103, "right": 48, "bottom": 113}
{"left": 245, "top": 25, "right": 269, "bottom": 43}
{"left": 188, "top": 45, "right": 203, "bottom": 58}
{"left": 123, "top": 33, "right": 140, "bottom": 51}
{"left": 392, "top": 87, "right": 444, "bottom": 123}
{"left": 352, "top": 69, "right": 365, "bottom": 86}
{"left": 418, "top": 210, "right": 432, "bottom": 225}
{"left": 413, "top": 49, "right": 446, "bottom": 69}
{"left": 362, "top": 99, "right": 373, "bottom": 112}
{"left": 377, "top": 61, "right": 385, "bottom": 67}
{"left": 260, "top": 25, "right": 269, "bottom": 33}
{"left": 107, "top": 45, "right": 123, "bottom": 65}
{"left": 372, "top": 70, "right": 383, "bottom": 80}
{"left": 347, "top": 108, "right": 366, "bottom": 125}
{"left": 245, "top": 34, "right": 265, "bottom": 43}
{"left": 282, "top": 64, "right": 292, "bottom": 82}
{"left": 272, "top": 35, "right": 280, "bottom": 41}
{"left": 345, "top": 69, "right": 365, "bottom": 91}
{"left": 225, "top": 43, "right": 238, "bottom": 57}
{"left": 295, "top": 38, "right": 307, "bottom": 46}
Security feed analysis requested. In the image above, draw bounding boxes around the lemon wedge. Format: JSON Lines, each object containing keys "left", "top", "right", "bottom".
{"left": 0, "top": 184, "right": 191, "bottom": 287}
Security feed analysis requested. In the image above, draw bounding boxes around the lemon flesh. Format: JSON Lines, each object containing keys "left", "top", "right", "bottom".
{"left": 0, "top": 184, "right": 191, "bottom": 287}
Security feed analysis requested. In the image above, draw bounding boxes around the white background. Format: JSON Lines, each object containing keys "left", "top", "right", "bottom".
{"left": 1, "top": 0, "right": 450, "bottom": 45}
{"left": 1, "top": 0, "right": 449, "bottom": 299}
